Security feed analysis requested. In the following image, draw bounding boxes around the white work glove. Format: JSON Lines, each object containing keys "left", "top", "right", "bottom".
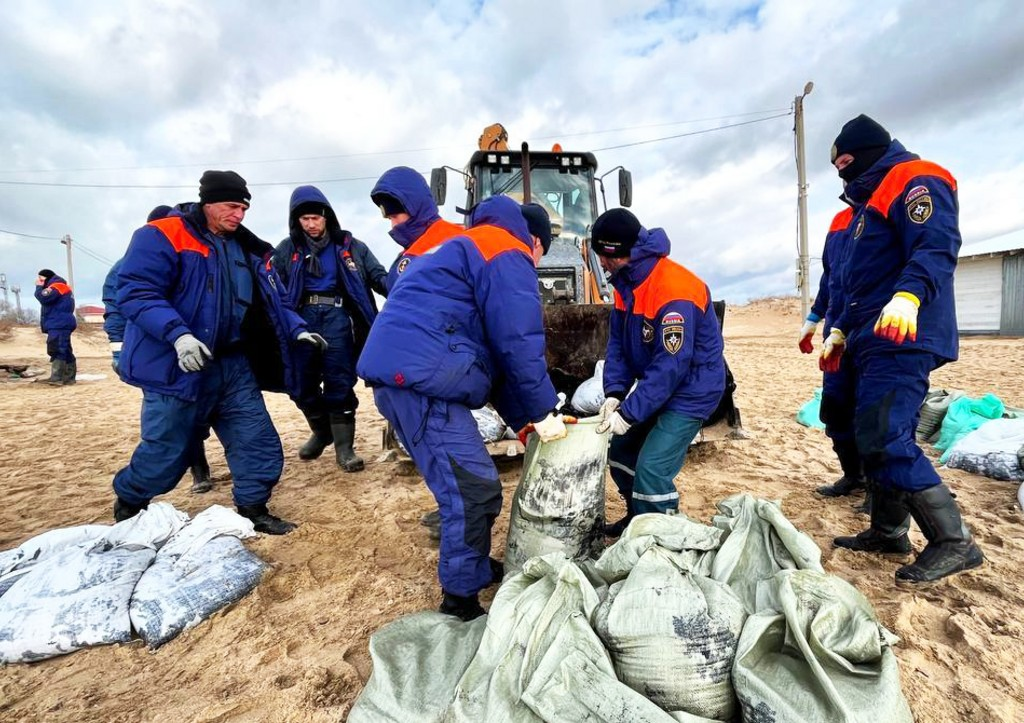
{"left": 598, "top": 396, "right": 620, "bottom": 422}
{"left": 296, "top": 331, "right": 329, "bottom": 351}
{"left": 533, "top": 413, "right": 568, "bottom": 443}
{"left": 874, "top": 292, "right": 919, "bottom": 345}
{"left": 798, "top": 319, "right": 819, "bottom": 354}
{"left": 596, "top": 411, "right": 631, "bottom": 436}
{"left": 173, "top": 333, "right": 212, "bottom": 372}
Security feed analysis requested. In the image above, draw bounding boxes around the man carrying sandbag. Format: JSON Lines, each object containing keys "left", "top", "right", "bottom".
{"left": 592, "top": 209, "right": 726, "bottom": 536}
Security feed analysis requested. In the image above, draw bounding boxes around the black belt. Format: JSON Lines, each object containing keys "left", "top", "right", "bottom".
{"left": 304, "top": 294, "right": 345, "bottom": 307}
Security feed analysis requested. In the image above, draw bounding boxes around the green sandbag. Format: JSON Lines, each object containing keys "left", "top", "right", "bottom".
{"left": 796, "top": 388, "right": 826, "bottom": 429}
{"left": 935, "top": 394, "right": 1005, "bottom": 462}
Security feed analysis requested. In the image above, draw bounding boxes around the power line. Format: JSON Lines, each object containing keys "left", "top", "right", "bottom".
{"left": 0, "top": 175, "right": 380, "bottom": 190}
{"left": 591, "top": 112, "right": 792, "bottom": 151}
{"left": 0, "top": 227, "right": 60, "bottom": 240}
{"left": 75, "top": 240, "right": 116, "bottom": 266}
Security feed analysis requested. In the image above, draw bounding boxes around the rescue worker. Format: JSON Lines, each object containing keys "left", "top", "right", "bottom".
{"left": 798, "top": 206, "right": 868, "bottom": 509}
{"left": 370, "top": 165, "right": 464, "bottom": 292}
{"left": 821, "top": 115, "right": 984, "bottom": 583}
{"left": 357, "top": 195, "right": 567, "bottom": 621}
{"left": 592, "top": 209, "right": 726, "bottom": 536}
{"left": 113, "top": 170, "right": 324, "bottom": 534}
{"left": 273, "top": 186, "right": 387, "bottom": 472}
{"left": 34, "top": 269, "right": 77, "bottom": 385}
{"left": 104, "top": 204, "right": 213, "bottom": 494}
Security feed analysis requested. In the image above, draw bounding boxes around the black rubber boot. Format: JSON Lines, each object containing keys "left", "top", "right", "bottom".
{"left": 834, "top": 486, "right": 912, "bottom": 554}
{"left": 896, "top": 484, "right": 984, "bottom": 584}
{"left": 62, "top": 359, "right": 77, "bottom": 385}
{"left": 439, "top": 591, "right": 486, "bottom": 621}
{"left": 114, "top": 496, "right": 148, "bottom": 522}
{"left": 330, "top": 415, "right": 364, "bottom": 472}
{"left": 816, "top": 474, "right": 866, "bottom": 497}
{"left": 189, "top": 445, "right": 213, "bottom": 494}
{"left": 489, "top": 557, "right": 504, "bottom": 585}
{"left": 854, "top": 490, "right": 873, "bottom": 515}
{"left": 603, "top": 496, "right": 635, "bottom": 538}
{"left": 237, "top": 504, "right": 297, "bottom": 535}
{"left": 298, "top": 411, "right": 333, "bottom": 460}
{"left": 817, "top": 440, "right": 865, "bottom": 497}
{"left": 43, "top": 360, "right": 64, "bottom": 385}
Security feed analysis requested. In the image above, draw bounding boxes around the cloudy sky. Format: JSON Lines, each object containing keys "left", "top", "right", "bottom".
{"left": 1, "top": 0, "right": 1022, "bottom": 310}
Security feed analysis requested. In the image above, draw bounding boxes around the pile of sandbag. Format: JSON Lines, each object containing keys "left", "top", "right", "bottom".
{"left": 351, "top": 495, "right": 913, "bottom": 722}
{"left": 945, "top": 418, "right": 1024, "bottom": 482}
{"left": 0, "top": 503, "right": 266, "bottom": 663}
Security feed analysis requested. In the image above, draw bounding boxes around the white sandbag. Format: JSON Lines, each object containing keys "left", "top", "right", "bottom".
{"left": 471, "top": 405, "right": 507, "bottom": 443}
{"left": 733, "top": 569, "right": 912, "bottom": 723}
{"left": 945, "top": 417, "right": 1024, "bottom": 481}
{"left": 505, "top": 419, "right": 610, "bottom": 576}
{"left": 709, "top": 494, "right": 823, "bottom": 613}
{"left": 129, "top": 506, "right": 264, "bottom": 648}
{"left": 594, "top": 513, "right": 722, "bottom": 584}
{"left": 595, "top": 548, "right": 747, "bottom": 720}
{"left": 0, "top": 524, "right": 109, "bottom": 597}
{"left": 570, "top": 360, "right": 606, "bottom": 414}
{"left": 0, "top": 503, "right": 187, "bottom": 663}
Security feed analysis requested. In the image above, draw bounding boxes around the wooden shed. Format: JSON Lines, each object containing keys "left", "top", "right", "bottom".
{"left": 955, "top": 246, "right": 1024, "bottom": 335}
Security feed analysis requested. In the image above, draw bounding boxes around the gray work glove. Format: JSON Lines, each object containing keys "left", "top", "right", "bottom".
{"left": 173, "top": 333, "right": 212, "bottom": 372}
{"left": 296, "top": 331, "right": 329, "bottom": 351}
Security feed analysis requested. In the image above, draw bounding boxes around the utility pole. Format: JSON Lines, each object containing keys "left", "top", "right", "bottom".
{"left": 0, "top": 273, "right": 8, "bottom": 312}
{"left": 794, "top": 81, "right": 814, "bottom": 319}
{"left": 61, "top": 234, "right": 75, "bottom": 291}
{"left": 11, "top": 285, "right": 22, "bottom": 319}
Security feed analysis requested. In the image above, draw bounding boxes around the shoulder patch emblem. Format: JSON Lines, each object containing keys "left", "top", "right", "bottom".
{"left": 853, "top": 214, "right": 865, "bottom": 239}
{"left": 344, "top": 255, "right": 358, "bottom": 271}
{"left": 641, "top": 320, "right": 654, "bottom": 343}
{"left": 907, "top": 195, "right": 933, "bottom": 224}
{"left": 397, "top": 257, "right": 411, "bottom": 274}
{"left": 905, "top": 185, "right": 929, "bottom": 204}
{"left": 662, "top": 324, "right": 683, "bottom": 355}
{"left": 41, "top": 288, "right": 52, "bottom": 296}
{"left": 661, "top": 311, "right": 683, "bottom": 326}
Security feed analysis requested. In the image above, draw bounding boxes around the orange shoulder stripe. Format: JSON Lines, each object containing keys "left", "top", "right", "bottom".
{"left": 867, "top": 160, "right": 957, "bottom": 218}
{"left": 406, "top": 219, "right": 463, "bottom": 257}
{"left": 149, "top": 216, "right": 210, "bottom": 257}
{"left": 466, "top": 225, "right": 531, "bottom": 262}
{"left": 614, "top": 290, "right": 625, "bottom": 311}
{"left": 829, "top": 207, "right": 854, "bottom": 233}
{"left": 632, "top": 258, "right": 709, "bottom": 318}
{"left": 49, "top": 281, "right": 72, "bottom": 295}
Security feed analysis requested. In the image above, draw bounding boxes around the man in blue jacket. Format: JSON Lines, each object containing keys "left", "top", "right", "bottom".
{"left": 592, "top": 209, "right": 725, "bottom": 536}
{"left": 798, "top": 206, "right": 868, "bottom": 507}
{"left": 272, "top": 186, "right": 387, "bottom": 472}
{"left": 113, "top": 171, "right": 325, "bottom": 534}
{"left": 821, "top": 115, "right": 983, "bottom": 583}
{"left": 104, "top": 204, "right": 213, "bottom": 494}
{"left": 34, "top": 269, "right": 77, "bottom": 385}
{"left": 358, "top": 195, "right": 567, "bottom": 620}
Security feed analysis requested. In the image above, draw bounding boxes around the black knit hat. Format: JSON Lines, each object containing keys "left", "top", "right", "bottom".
{"left": 147, "top": 205, "right": 173, "bottom": 222}
{"left": 198, "top": 170, "right": 251, "bottom": 207}
{"left": 592, "top": 208, "right": 642, "bottom": 258}
{"left": 520, "top": 203, "right": 552, "bottom": 254}
{"left": 831, "top": 115, "right": 891, "bottom": 162}
{"left": 293, "top": 201, "right": 326, "bottom": 219}
{"left": 38, "top": 268, "right": 55, "bottom": 280}
{"left": 372, "top": 193, "right": 407, "bottom": 217}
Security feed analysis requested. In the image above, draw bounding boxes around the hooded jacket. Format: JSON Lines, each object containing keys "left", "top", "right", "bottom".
{"left": 272, "top": 185, "right": 387, "bottom": 351}
{"left": 357, "top": 195, "right": 558, "bottom": 431}
{"left": 370, "top": 166, "right": 463, "bottom": 291}
{"left": 117, "top": 203, "right": 306, "bottom": 401}
{"left": 102, "top": 258, "right": 126, "bottom": 343}
{"left": 603, "top": 227, "right": 725, "bottom": 423}
{"left": 809, "top": 206, "right": 855, "bottom": 334}
{"left": 831, "top": 141, "right": 960, "bottom": 361}
{"left": 35, "top": 273, "right": 77, "bottom": 333}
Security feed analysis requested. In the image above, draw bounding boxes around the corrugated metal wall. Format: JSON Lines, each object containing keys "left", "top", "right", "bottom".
{"left": 1001, "top": 253, "right": 1024, "bottom": 334}
{"left": 955, "top": 256, "right": 1002, "bottom": 332}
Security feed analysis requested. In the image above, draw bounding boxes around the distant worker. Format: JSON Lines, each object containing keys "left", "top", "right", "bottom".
{"left": 272, "top": 185, "right": 387, "bottom": 472}
{"left": 370, "top": 166, "right": 463, "bottom": 292}
{"left": 34, "top": 269, "right": 77, "bottom": 385}
{"left": 822, "top": 114, "right": 983, "bottom": 583}
{"left": 592, "top": 209, "right": 726, "bottom": 536}
{"left": 357, "top": 195, "right": 567, "bottom": 621}
{"left": 104, "top": 204, "right": 213, "bottom": 494}
{"left": 113, "top": 171, "right": 324, "bottom": 534}
{"left": 798, "top": 206, "right": 868, "bottom": 509}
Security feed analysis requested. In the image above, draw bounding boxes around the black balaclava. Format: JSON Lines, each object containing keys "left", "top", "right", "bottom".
{"left": 831, "top": 114, "right": 891, "bottom": 182}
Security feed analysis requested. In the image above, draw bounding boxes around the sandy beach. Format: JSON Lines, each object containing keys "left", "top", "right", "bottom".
{"left": 1, "top": 297, "right": 1022, "bottom": 722}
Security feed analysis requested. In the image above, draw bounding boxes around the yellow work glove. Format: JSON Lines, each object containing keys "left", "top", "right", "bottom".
{"left": 532, "top": 413, "right": 568, "bottom": 443}
{"left": 819, "top": 328, "right": 846, "bottom": 373}
{"left": 874, "top": 292, "right": 919, "bottom": 344}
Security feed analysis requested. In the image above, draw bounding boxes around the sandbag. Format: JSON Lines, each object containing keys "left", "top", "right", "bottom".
{"left": 570, "top": 360, "right": 605, "bottom": 415}
{"left": 709, "top": 494, "right": 823, "bottom": 614}
{"left": 945, "top": 418, "right": 1024, "bottom": 482}
{"left": 504, "top": 418, "right": 610, "bottom": 576}
{"left": 594, "top": 547, "right": 747, "bottom": 720}
{"left": 472, "top": 405, "right": 507, "bottom": 443}
{"left": 935, "top": 394, "right": 1005, "bottom": 462}
{"left": 733, "top": 569, "right": 912, "bottom": 723}
{"left": 796, "top": 388, "right": 826, "bottom": 429}
{"left": 594, "top": 513, "right": 721, "bottom": 584}
{"left": 916, "top": 388, "right": 965, "bottom": 442}
{"left": 0, "top": 524, "right": 109, "bottom": 597}
{"left": 129, "top": 506, "right": 264, "bottom": 648}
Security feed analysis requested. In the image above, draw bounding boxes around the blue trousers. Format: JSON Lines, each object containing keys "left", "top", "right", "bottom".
{"left": 374, "top": 386, "right": 501, "bottom": 597}
{"left": 297, "top": 304, "right": 358, "bottom": 419}
{"left": 819, "top": 353, "right": 861, "bottom": 478}
{"left": 609, "top": 410, "right": 703, "bottom": 515}
{"left": 114, "top": 353, "right": 283, "bottom": 506}
{"left": 852, "top": 349, "right": 942, "bottom": 492}
{"left": 45, "top": 330, "right": 75, "bottom": 363}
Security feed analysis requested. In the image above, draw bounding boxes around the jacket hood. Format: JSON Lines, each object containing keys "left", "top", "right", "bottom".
{"left": 288, "top": 185, "right": 341, "bottom": 233}
{"left": 612, "top": 227, "right": 671, "bottom": 291}
{"left": 44, "top": 274, "right": 69, "bottom": 287}
{"left": 842, "top": 140, "right": 919, "bottom": 205}
{"left": 371, "top": 167, "right": 441, "bottom": 249}
{"left": 467, "top": 195, "right": 534, "bottom": 251}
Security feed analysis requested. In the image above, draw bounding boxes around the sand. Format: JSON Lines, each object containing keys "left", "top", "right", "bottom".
{"left": 1, "top": 299, "right": 1022, "bottom": 722}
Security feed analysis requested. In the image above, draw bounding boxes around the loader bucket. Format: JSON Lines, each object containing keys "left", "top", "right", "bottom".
{"left": 543, "top": 303, "right": 610, "bottom": 398}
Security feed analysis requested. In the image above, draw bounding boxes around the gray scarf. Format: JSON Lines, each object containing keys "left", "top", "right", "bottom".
{"left": 303, "top": 231, "right": 332, "bottom": 278}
